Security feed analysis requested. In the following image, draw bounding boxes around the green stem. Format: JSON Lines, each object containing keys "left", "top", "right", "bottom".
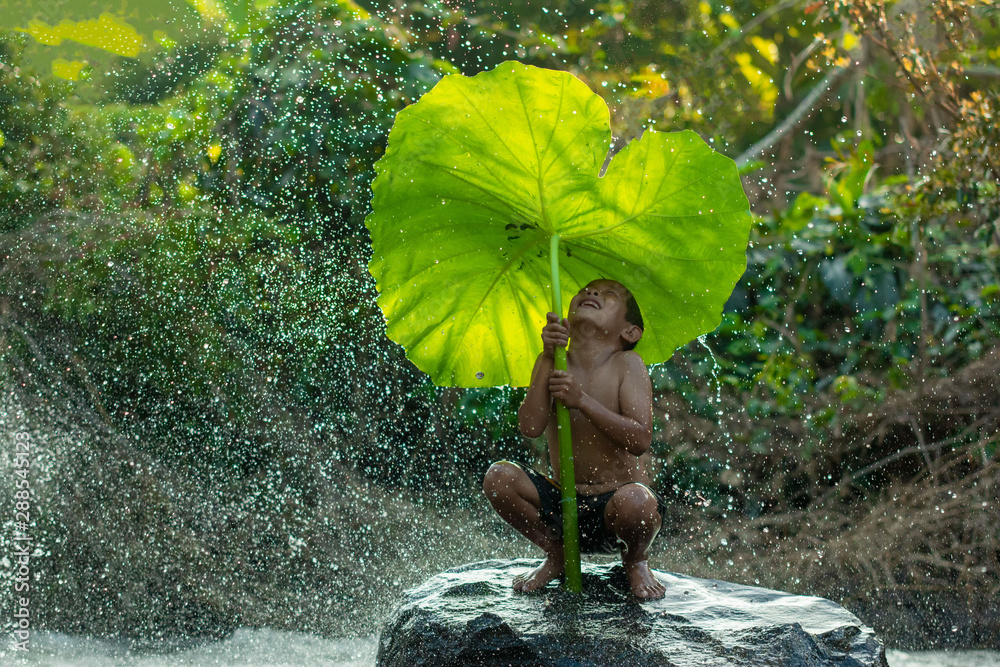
{"left": 549, "top": 234, "right": 582, "bottom": 593}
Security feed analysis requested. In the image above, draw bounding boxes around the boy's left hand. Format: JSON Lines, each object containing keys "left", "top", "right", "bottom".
{"left": 548, "top": 370, "right": 584, "bottom": 408}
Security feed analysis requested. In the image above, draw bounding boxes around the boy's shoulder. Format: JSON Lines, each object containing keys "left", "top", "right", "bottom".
{"left": 612, "top": 349, "right": 647, "bottom": 374}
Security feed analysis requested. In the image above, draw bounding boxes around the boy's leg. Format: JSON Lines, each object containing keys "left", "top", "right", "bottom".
{"left": 604, "top": 483, "right": 666, "bottom": 599}
{"left": 482, "top": 462, "right": 564, "bottom": 592}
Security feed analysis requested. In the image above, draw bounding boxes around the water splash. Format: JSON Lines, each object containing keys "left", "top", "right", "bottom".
{"left": 697, "top": 334, "right": 725, "bottom": 422}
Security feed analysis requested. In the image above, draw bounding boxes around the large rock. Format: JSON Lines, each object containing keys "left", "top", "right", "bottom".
{"left": 378, "top": 559, "right": 888, "bottom": 667}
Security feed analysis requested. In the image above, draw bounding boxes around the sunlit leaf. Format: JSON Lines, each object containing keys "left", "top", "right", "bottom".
{"left": 367, "top": 62, "right": 751, "bottom": 387}
{"left": 18, "top": 14, "right": 145, "bottom": 57}
{"left": 630, "top": 65, "right": 670, "bottom": 98}
{"left": 51, "top": 58, "right": 88, "bottom": 80}
{"left": 189, "top": 0, "right": 231, "bottom": 23}
{"left": 735, "top": 52, "right": 778, "bottom": 114}
{"left": 719, "top": 13, "right": 740, "bottom": 31}
{"left": 841, "top": 30, "right": 860, "bottom": 52}
{"left": 750, "top": 36, "right": 779, "bottom": 65}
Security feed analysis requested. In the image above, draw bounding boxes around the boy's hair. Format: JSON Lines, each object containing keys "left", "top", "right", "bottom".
{"left": 622, "top": 290, "right": 644, "bottom": 352}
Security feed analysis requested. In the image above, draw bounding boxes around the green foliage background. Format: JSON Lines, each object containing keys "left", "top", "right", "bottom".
{"left": 1, "top": 0, "right": 999, "bottom": 648}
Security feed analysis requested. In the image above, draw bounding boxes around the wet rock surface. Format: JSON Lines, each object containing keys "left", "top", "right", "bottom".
{"left": 377, "top": 559, "right": 888, "bottom": 667}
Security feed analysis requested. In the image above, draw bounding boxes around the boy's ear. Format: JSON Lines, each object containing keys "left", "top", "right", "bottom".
{"left": 620, "top": 324, "right": 642, "bottom": 346}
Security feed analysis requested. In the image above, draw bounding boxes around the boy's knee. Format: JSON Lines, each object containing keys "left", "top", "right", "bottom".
{"left": 483, "top": 461, "right": 520, "bottom": 498}
{"left": 611, "top": 484, "right": 660, "bottom": 522}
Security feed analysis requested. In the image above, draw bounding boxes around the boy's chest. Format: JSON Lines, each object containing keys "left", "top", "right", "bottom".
{"left": 568, "top": 362, "right": 622, "bottom": 408}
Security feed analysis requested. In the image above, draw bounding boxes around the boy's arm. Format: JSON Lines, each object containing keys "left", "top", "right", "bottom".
{"left": 548, "top": 352, "right": 652, "bottom": 455}
{"left": 517, "top": 313, "right": 568, "bottom": 438}
{"left": 518, "top": 353, "right": 554, "bottom": 438}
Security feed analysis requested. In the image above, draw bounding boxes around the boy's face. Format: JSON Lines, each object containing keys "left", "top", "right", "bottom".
{"left": 568, "top": 280, "right": 639, "bottom": 346}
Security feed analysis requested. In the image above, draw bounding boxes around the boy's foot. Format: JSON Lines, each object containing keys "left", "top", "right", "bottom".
{"left": 624, "top": 560, "right": 666, "bottom": 599}
{"left": 513, "top": 556, "right": 563, "bottom": 593}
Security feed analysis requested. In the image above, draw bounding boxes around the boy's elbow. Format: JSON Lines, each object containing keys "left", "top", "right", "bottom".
{"left": 518, "top": 419, "right": 545, "bottom": 439}
{"left": 630, "top": 429, "right": 653, "bottom": 455}
{"left": 520, "top": 425, "right": 544, "bottom": 439}
{"left": 517, "top": 409, "right": 545, "bottom": 439}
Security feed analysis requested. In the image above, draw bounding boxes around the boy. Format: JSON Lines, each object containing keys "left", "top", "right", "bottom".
{"left": 483, "top": 279, "right": 666, "bottom": 599}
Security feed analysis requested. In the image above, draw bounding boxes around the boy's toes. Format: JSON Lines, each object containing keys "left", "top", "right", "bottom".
{"left": 635, "top": 578, "right": 666, "bottom": 600}
{"left": 513, "top": 571, "right": 539, "bottom": 593}
{"left": 625, "top": 560, "right": 665, "bottom": 600}
{"left": 518, "top": 576, "right": 543, "bottom": 593}
{"left": 512, "top": 558, "right": 562, "bottom": 594}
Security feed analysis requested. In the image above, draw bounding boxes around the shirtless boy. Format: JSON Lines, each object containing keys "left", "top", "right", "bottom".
{"left": 483, "top": 279, "right": 666, "bottom": 599}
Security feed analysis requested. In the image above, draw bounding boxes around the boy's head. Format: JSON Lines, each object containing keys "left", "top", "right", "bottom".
{"left": 569, "top": 279, "right": 644, "bottom": 351}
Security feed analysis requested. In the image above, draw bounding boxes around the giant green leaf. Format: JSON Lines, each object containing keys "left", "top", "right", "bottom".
{"left": 367, "top": 61, "right": 751, "bottom": 387}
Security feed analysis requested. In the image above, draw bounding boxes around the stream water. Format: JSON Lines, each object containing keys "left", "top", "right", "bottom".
{"left": 1, "top": 630, "right": 998, "bottom": 666}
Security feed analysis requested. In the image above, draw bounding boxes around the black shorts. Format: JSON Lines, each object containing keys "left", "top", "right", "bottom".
{"left": 505, "top": 461, "right": 666, "bottom": 555}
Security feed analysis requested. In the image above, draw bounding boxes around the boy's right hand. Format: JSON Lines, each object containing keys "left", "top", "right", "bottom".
{"left": 541, "top": 312, "right": 569, "bottom": 358}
